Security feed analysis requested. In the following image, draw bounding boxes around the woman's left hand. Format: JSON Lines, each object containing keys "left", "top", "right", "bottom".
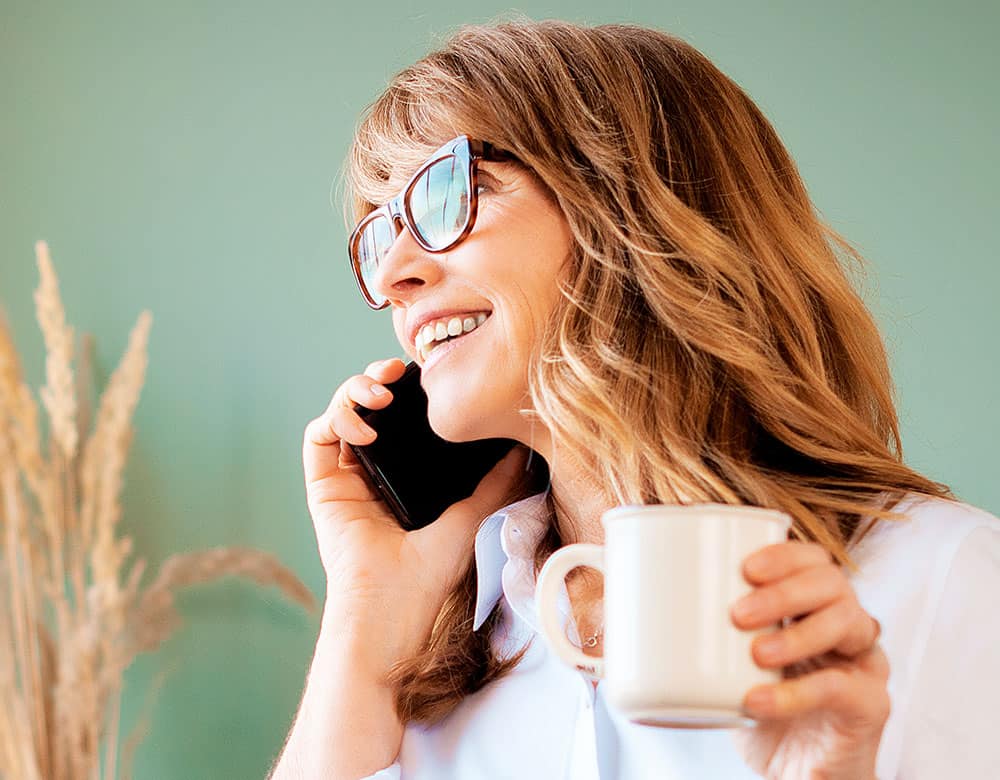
{"left": 728, "top": 541, "right": 890, "bottom": 780}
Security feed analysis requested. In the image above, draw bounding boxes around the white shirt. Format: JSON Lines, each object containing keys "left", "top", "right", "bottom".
{"left": 362, "top": 492, "right": 1000, "bottom": 779}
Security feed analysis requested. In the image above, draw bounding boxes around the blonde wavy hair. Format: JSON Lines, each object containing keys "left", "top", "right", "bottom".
{"left": 341, "top": 17, "right": 955, "bottom": 725}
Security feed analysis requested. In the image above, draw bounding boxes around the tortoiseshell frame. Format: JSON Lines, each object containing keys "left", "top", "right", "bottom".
{"left": 347, "top": 134, "right": 516, "bottom": 310}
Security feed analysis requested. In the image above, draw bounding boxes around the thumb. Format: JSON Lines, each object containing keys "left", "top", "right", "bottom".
{"left": 410, "top": 444, "right": 530, "bottom": 563}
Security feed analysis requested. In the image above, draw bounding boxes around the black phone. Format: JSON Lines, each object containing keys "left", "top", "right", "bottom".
{"left": 348, "top": 361, "right": 520, "bottom": 531}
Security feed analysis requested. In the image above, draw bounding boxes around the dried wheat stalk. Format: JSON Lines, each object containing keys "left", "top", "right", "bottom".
{"left": 0, "top": 241, "right": 318, "bottom": 780}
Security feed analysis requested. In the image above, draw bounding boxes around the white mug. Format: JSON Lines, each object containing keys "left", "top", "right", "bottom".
{"left": 535, "top": 503, "right": 792, "bottom": 728}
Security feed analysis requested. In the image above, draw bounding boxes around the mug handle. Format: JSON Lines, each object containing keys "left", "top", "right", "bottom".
{"left": 535, "top": 543, "right": 605, "bottom": 678}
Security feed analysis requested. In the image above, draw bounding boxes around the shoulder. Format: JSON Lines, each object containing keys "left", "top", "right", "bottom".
{"left": 847, "top": 492, "right": 999, "bottom": 640}
{"left": 848, "top": 492, "right": 999, "bottom": 582}
{"left": 848, "top": 494, "right": 1000, "bottom": 777}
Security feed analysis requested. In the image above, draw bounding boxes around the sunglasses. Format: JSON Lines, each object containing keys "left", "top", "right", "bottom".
{"left": 347, "top": 134, "right": 517, "bottom": 310}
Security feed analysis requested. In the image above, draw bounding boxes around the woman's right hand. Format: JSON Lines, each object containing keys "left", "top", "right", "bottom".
{"left": 301, "top": 357, "right": 529, "bottom": 677}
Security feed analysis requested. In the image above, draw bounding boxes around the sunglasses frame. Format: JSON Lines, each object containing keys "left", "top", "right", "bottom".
{"left": 348, "top": 134, "right": 516, "bottom": 310}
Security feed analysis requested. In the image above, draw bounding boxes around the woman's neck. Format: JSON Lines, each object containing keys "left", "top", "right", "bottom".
{"left": 546, "top": 446, "right": 609, "bottom": 547}
{"left": 541, "top": 443, "right": 609, "bottom": 649}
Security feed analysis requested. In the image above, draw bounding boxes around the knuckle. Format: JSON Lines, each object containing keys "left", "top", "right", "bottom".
{"left": 328, "top": 405, "right": 351, "bottom": 432}
{"left": 336, "top": 377, "right": 367, "bottom": 410}
{"left": 779, "top": 677, "right": 807, "bottom": 711}
{"left": 756, "top": 581, "right": 789, "bottom": 618}
{"left": 347, "top": 377, "right": 365, "bottom": 400}
{"left": 755, "top": 585, "right": 783, "bottom": 618}
{"left": 806, "top": 663, "right": 837, "bottom": 691}
{"left": 784, "top": 661, "right": 887, "bottom": 720}
{"left": 819, "top": 666, "right": 852, "bottom": 701}
{"left": 871, "top": 647, "right": 891, "bottom": 682}
{"left": 749, "top": 585, "right": 781, "bottom": 624}
{"left": 806, "top": 542, "right": 834, "bottom": 564}
{"left": 304, "top": 413, "right": 327, "bottom": 437}
{"left": 841, "top": 672, "right": 886, "bottom": 720}
{"left": 829, "top": 559, "right": 848, "bottom": 582}
{"left": 781, "top": 617, "right": 812, "bottom": 653}
{"left": 327, "top": 387, "right": 347, "bottom": 414}
{"left": 785, "top": 621, "right": 817, "bottom": 660}
{"left": 755, "top": 584, "right": 788, "bottom": 622}
{"left": 766, "top": 581, "right": 792, "bottom": 612}
{"left": 871, "top": 688, "right": 892, "bottom": 722}
{"left": 813, "top": 563, "right": 847, "bottom": 599}
{"left": 834, "top": 596, "right": 858, "bottom": 625}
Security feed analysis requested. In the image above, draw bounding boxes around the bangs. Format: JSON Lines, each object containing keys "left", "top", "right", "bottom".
{"left": 342, "top": 74, "right": 491, "bottom": 230}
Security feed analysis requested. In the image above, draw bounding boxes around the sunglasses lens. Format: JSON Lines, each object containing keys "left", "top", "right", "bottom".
{"left": 354, "top": 213, "right": 394, "bottom": 307}
{"left": 408, "top": 155, "right": 470, "bottom": 249}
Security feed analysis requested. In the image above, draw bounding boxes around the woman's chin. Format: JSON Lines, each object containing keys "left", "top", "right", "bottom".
{"left": 426, "top": 406, "right": 484, "bottom": 443}
{"left": 426, "top": 394, "right": 514, "bottom": 443}
{"left": 422, "top": 367, "right": 521, "bottom": 443}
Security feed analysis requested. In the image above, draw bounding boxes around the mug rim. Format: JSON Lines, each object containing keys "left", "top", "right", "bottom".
{"left": 601, "top": 502, "right": 792, "bottom": 528}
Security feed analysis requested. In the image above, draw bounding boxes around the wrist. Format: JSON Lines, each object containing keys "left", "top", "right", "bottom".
{"left": 321, "top": 589, "right": 428, "bottom": 680}
{"left": 319, "top": 594, "right": 400, "bottom": 684}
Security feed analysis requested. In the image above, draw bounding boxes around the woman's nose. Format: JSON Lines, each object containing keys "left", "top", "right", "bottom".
{"left": 369, "top": 215, "right": 442, "bottom": 304}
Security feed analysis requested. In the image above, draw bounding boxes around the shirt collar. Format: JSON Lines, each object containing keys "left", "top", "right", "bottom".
{"left": 473, "top": 488, "right": 574, "bottom": 634}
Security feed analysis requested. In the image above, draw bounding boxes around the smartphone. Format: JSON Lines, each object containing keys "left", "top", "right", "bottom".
{"left": 348, "top": 361, "right": 520, "bottom": 531}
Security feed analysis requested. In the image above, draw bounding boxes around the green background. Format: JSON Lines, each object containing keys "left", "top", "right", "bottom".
{"left": 1, "top": 1, "right": 996, "bottom": 777}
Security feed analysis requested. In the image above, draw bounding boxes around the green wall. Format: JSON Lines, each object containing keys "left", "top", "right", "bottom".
{"left": 1, "top": 1, "right": 996, "bottom": 777}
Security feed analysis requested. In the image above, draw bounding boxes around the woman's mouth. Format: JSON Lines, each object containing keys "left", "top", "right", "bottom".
{"left": 416, "top": 311, "right": 492, "bottom": 363}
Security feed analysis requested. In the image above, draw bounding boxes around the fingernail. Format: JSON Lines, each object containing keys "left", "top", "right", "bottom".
{"left": 357, "top": 421, "right": 376, "bottom": 437}
{"left": 370, "top": 383, "right": 388, "bottom": 396}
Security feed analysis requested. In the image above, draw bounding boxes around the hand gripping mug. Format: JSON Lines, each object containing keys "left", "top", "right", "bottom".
{"left": 535, "top": 503, "right": 792, "bottom": 728}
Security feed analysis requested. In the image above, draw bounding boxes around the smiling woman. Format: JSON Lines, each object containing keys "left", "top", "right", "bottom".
{"left": 269, "top": 18, "right": 1000, "bottom": 780}
{"left": 369, "top": 144, "right": 572, "bottom": 444}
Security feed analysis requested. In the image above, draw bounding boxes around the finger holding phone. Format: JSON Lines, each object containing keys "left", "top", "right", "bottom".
{"left": 301, "top": 355, "right": 528, "bottom": 675}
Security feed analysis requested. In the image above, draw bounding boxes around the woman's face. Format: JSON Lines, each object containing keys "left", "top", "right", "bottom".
{"left": 370, "top": 158, "right": 573, "bottom": 444}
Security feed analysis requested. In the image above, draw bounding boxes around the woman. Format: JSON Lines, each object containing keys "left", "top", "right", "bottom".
{"left": 271, "top": 19, "right": 999, "bottom": 780}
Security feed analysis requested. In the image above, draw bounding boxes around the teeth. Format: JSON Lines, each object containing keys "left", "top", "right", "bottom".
{"left": 419, "top": 324, "right": 434, "bottom": 347}
{"left": 416, "top": 311, "right": 491, "bottom": 362}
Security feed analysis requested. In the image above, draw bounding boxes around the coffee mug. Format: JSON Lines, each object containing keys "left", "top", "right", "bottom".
{"left": 535, "top": 503, "right": 792, "bottom": 728}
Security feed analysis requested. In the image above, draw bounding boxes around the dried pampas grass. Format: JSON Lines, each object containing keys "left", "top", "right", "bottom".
{"left": 0, "top": 241, "right": 318, "bottom": 780}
